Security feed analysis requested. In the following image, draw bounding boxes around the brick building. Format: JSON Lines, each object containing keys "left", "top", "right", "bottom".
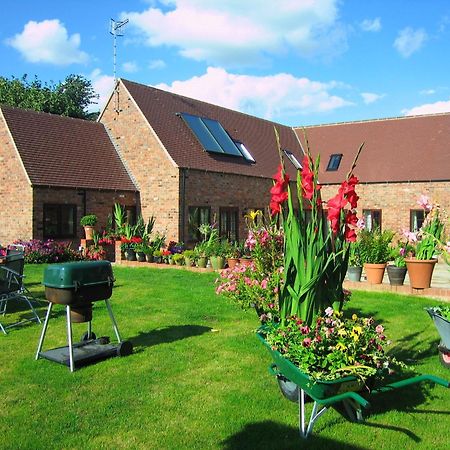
{"left": 0, "top": 78, "right": 449, "bottom": 246}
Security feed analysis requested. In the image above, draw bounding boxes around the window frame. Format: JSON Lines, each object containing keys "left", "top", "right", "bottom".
{"left": 219, "top": 207, "right": 239, "bottom": 242}
{"left": 187, "top": 206, "right": 211, "bottom": 242}
{"left": 43, "top": 203, "right": 77, "bottom": 239}
{"left": 326, "top": 154, "right": 343, "bottom": 171}
{"left": 410, "top": 209, "right": 425, "bottom": 232}
{"left": 362, "top": 209, "right": 382, "bottom": 231}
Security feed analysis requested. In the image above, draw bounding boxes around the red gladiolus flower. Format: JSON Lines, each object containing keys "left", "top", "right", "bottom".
{"left": 300, "top": 155, "right": 321, "bottom": 200}
{"left": 270, "top": 165, "right": 289, "bottom": 216}
{"left": 327, "top": 191, "right": 346, "bottom": 234}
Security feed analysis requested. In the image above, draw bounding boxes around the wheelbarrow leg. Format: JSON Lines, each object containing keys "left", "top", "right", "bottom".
{"left": 298, "top": 389, "right": 328, "bottom": 438}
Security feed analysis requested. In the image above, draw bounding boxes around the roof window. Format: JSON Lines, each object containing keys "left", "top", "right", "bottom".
{"left": 326, "top": 154, "right": 343, "bottom": 171}
{"left": 179, "top": 112, "right": 254, "bottom": 161}
{"left": 283, "top": 149, "right": 302, "bottom": 170}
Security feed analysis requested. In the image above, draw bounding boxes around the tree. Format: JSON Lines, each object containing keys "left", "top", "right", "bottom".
{"left": 0, "top": 74, "right": 99, "bottom": 120}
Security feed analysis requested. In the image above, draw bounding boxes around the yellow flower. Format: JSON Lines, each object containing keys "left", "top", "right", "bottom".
{"left": 337, "top": 328, "right": 347, "bottom": 337}
{"left": 336, "top": 342, "right": 347, "bottom": 351}
{"left": 352, "top": 313, "right": 358, "bottom": 321}
{"left": 350, "top": 326, "right": 363, "bottom": 341}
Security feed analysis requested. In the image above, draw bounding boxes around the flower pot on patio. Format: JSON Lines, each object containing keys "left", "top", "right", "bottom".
{"left": 387, "top": 265, "right": 407, "bottom": 286}
{"left": 125, "top": 249, "right": 136, "bottom": 261}
{"left": 405, "top": 258, "right": 437, "bottom": 289}
{"left": 197, "top": 257, "right": 207, "bottom": 268}
{"left": 210, "top": 256, "right": 225, "bottom": 270}
{"left": 227, "top": 257, "right": 239, "bottom": 269}
{"left": 363, "top": 263, "right": 386, "bottom": 284}
{"left": 347, "top": 266, "right": 362, "bottom": 282}
{"left": 136, "top": 252, "right": 146, "bottom": 262}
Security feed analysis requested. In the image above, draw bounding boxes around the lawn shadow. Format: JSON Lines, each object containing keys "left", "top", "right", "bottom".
{"left": 129, "top": 324, "right": 212, "bottom": 350}
{"left": 221, "top": 420, "right": 369, "bottom": 450}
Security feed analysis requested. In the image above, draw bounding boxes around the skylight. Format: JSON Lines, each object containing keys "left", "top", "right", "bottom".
{"left": 283, "top": 149, "right": 302, "bottom": 170}
{"left": 179, "top": 112, "right": 255, "bottom": 162}
{"left": 326, "top": 154, "right": 343, "bottom": 171}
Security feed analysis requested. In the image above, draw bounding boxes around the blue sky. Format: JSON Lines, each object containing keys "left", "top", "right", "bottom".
{"left": 2, "top": 0, "right": 450, "bottom": 126}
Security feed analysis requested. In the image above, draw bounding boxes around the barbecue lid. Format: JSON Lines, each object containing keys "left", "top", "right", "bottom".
{"left": 43, "top": 261, "right": 114, "bottom": 289}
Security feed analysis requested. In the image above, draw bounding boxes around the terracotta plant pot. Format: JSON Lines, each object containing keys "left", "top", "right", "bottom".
{"left": 387, "top": 265, "right": 407, "bottom": 286}
{"left": 227, "top": 258, "right": 239, "bottom": 269}
{"left": 84, "top": 226, "right": 94, "bottom": 240}
{"left": 239, "top": 257, "right": 253, "bottom": 267}
{"left": 405, "top": 258, "right": 437, "bottom": 289}
{"left": 363, "top": 263, "right": 386, "bottom": 284}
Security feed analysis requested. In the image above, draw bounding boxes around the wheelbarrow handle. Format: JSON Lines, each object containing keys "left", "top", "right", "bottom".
{"left": 372, "top": 374, "right": 450, "bottom": 394}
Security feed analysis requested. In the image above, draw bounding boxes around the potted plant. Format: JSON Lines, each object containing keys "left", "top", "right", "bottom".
{"left": 404, "top": 195, "right": 444, "bottom": 289}
{"left": 172, "top": 253, "right": 184, "bottom": 266}
{"left": 359, "top": 228, "right": 394, "bottom": 284}
{"left": 347, "top": 240, "right": 362, "bottom": 282}
{"left": 387, "top": 240, "right": 408, "bottom": 286}
{"left": 226, "top": 241, "right": 241, "bottom": 269}
{"left": 80, "top": 214, "right": 97, "bottom": 240}
{"left": 183, "top": 249, "right": 196, "bottom": 267}
{"left": 143, "top": 244, "right": 153, "bottom": 262}
{"left": 153, "top": 249, "right": 162, "bottom": 263}
{"left": 133, "top": 242, "right": 147, "bottom": 262}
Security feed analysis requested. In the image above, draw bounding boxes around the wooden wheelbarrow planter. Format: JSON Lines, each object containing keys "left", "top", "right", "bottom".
{"left": 257, "top": 332, "right": 450, "bottom": 438}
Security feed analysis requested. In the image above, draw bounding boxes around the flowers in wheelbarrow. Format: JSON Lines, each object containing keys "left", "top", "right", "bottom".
{"left": 263, "top": 308, "right": 404, "bottom": 382}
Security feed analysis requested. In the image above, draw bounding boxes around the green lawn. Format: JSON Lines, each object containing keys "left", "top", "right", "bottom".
{"left": 1, "top": 265, "right": 449, "bottom": 449}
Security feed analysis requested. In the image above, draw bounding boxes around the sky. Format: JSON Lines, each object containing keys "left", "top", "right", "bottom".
{"left": 2, "top": 0, "right": 450, "bottom": 126}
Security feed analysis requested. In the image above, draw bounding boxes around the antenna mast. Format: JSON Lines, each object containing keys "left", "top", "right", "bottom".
{"left": 110, "top": 18, "right": 129, "bottom": 113}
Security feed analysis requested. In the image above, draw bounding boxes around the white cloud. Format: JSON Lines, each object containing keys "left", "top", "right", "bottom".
{"left": 360, "top": 18, "right": 381, "bottom": 32}
{"left": 6, "top": 19, "right": 88, "bottom": 65}
{"left": 420, "top": 89, "right": 436, "bottom": 95}
{"left": 149, "top": 59, "right": 166, "bottom": 69}
{"left": 122, "top": 0, "right": 347, "bottom": 66}
{"left": 155, "top": 67, "right": 352, "bottom": 122}
{"left": 122, "top": 61, "right": 139, "bottom": 73}
{"left": 402, "top": 99, "right": 450, "bottom": 116}
{"left": 361, "top": 92, "right": 385, "bottom": 104}
{"left": 393, "top": 27, "right": 427, "bottom": 58}
{"left": 89, "top": 69, "right": 115, "bottom": 112}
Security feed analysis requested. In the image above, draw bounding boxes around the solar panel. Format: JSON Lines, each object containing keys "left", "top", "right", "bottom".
{"left": 179, "top": 113, "right": 224, "bottom": 154}
{"left": 202, "top": 117, "right": 243, "bottom": 157}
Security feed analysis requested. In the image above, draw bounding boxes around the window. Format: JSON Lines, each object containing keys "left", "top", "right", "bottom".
{"left": 234, "top": 141, "right": 255, "bottom": 162}
{"left": 179, "top": 112, "right": 254, "bottom": 161}
{"left": 410, "top": 209, "right": 425, "bottom": 232}
{"left": 283, "top": 149, "right": 302, "bottom": 170}
{"left": 363, "top": 209, "right": 382, "bottom": 231}
{"left": 219, "top": 207, "right": 239, "bottom": 241}
{"left": 188, "top": 206, "right": 211, "bottom": 241}
{"left": 43, "top": 204, "right": 76, "bottom": 239}
{"left": 326, "top": 154, "right": 343, "bottom": 171}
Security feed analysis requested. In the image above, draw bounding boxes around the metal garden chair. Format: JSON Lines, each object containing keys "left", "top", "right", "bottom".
{"left": 0, "top": 252, "right": 42, "bottom": 334}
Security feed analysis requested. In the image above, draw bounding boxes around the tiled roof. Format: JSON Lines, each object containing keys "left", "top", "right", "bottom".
{"left": 295, "top": 114, "right": 450, "bottom": 184}
{"left": 121, "top": 79, "right": 303, "bottom": 179}
{"left": 2, "top": 106, "right": 137, "bottom": 191}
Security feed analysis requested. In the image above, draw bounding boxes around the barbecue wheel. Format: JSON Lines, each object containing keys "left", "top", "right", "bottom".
{"left": 80, "top": 331, "right": 96, "bottom": 341}
{"left": 117, "top": 340, "right": 133, "bottom": 356}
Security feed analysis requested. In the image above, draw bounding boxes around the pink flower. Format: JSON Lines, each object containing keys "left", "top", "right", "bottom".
{"left": 325, "top": 307, "right": 334, "bottom": 317}
{"left": 300, "top": 326, "right": 310, "bottom": 334}
{"left": 376, "top": 324, "right": 384, "bottom": 334}
{"left": 302, "top": 338, "right": 312, "bottom": 347}
{"left": 261, "top": 279, "right": 268, "bottom": 289}
{"left": 356, "top": 217, "right": 365, "bottom": 230}
{"left": 402, "top": 229, "right": 417, "bottom": 243}
{"left": 417, "top": 194, "right": 432, "bottom": 211}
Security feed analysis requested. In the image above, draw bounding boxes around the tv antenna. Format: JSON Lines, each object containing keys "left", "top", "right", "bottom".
{"left": 110, "top": 18, "right": 129, "bottom": 112}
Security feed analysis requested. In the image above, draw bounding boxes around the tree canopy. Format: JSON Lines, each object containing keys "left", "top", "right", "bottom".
{"left": 0, "top": 74, "right": 99, "bottom": 120}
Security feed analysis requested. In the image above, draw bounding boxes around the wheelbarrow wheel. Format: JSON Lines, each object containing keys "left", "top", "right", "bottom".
{"left": 438, "top": 342, "right": 450, "bottom": 368}
{"left": 277, "top": 375, "right": 300, "bottom": 403}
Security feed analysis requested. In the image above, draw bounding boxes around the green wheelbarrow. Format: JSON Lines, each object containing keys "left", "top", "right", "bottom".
{"left": 257, "top": 331, "right": 450, "bottom": 438}
{"left": 425, "top": 307, "right": 450, "bottom": 368}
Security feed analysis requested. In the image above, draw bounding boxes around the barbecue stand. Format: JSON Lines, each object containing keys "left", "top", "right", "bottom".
{"left": 36, "top": 261, "right": 132, "bottom": 372}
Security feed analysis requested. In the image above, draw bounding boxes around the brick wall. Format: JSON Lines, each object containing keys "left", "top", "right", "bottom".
{"left": 100, "top": 82, "right": 180, "bottom": 242}
{"left": 183, "top": 169, "right": 274, "bottom": 242}
{"left": 33, "top": 187, "right": 137, "bottom": 244}
{"left": 0, "top": 111, "right": 33, "bottom": 244}
{"left": 320, "top": 181, "right": 450, "bottom": 235}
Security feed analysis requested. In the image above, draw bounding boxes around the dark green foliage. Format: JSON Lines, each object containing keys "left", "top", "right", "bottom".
{"left": 0, "top": 74, "right": 99, "bottom": 120}
{"left": 359, "top": 228, "right": 395, "bottom": 264}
